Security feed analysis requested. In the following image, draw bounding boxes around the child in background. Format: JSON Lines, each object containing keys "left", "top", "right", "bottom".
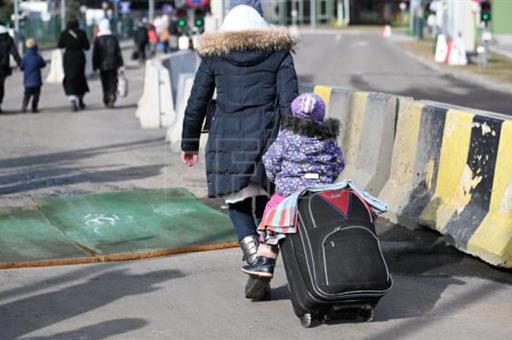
{"left": 20, "top": 38, "right": 46, "bottom": 113}
{"left": 242, "top": 93, "right": 345, "bottom": 278}
{"left": 147, "top": 24, "right": 159, "bottom": 57}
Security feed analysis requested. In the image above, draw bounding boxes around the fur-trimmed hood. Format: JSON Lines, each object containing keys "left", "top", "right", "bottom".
{"left": 282, "top": 115, "right": 341, "bottom": 140}
{"left": 196, "top": 29, "right": 296, "bottom": 57}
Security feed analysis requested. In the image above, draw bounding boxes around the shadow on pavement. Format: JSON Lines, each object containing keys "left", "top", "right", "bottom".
{"left": 0, "top": 268, "right": 184, "bottom": 340}
{"left": 20, "top": 318, "right": 148, "bottom": 340}
{"left": 267, "top": 224, "right": 511, "bottom": 324}
{"left": 0, "top": 164, "right": 166, "bottom": 195}
{"left": 374, "top": 224, "right": 512, "bottom": 322}
{"left": 0, "top": 263, "right": 123, "bottom": 302}
{"left": 0, "top": 137, "right": 165, "bottom": 169}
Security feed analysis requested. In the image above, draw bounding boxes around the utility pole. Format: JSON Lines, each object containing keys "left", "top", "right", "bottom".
{"left": 149, "top": 0, "right": 155, "bottom": 21}
{"left": 310, "top": 0, "right": 316, "bottom": 29}
{"left": 14, "top": 0, "right": 19, "bottom": 32}
{"left": 344, "top": 0, "right": 350, "bottom": 25}
{"left": 61, "top": 0, "right": 66, "bottom": 30}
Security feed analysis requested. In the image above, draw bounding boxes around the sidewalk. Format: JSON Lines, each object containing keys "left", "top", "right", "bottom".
{"left": 39, "top": 40, "right": 134, "bottom": 62}
{"left": 491, "top": 34, "right": 512, "bottom": 59}
{"left": 392, "top": 34, "right": 512, "bottom": 94}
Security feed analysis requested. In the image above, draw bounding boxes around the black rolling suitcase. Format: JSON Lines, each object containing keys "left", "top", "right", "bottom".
{"left": 280, "top": 187, "right": 392, "bottom": 327}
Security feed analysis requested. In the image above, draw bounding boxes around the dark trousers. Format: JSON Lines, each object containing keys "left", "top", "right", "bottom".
{"left": 137, "top": 43, "right": 147, "bottom": 62}
{"left": 0, "top": 72, "right": 6, "bottom": 105}
{"left": 228, "top": 196, "right": 268, "bottom": 241}
{"left": 100, "top": 70, "right": 118, "bottom": 106}
{"left": 23, "top": 86, "right": 41, "bottom": 111}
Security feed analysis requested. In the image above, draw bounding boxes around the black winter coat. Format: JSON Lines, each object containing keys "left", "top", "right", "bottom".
{"left": 0, "top": 32, "right": 21, "bottom": 76}
{"left": 93, "top": 35, "right": 123, "bottom": 71}
{"left": 134, "top": 26, "right": 148, "bottom": 46}
{"left": 58, "top": 27, "right": 90, "bottom": 96}
{"left": 181, "top": 29, "right": 298, "bottom": 198}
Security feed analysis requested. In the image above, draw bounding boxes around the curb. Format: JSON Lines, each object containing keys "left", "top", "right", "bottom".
{"left": 0, "top": 241, "right": 239, "bottom": 270}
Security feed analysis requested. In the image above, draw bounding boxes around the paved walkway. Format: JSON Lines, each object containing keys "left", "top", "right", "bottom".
{"left": 0, "top": 49, "right": 207, "bottom": 209}
{"left": 491, "top": 35, "right": 512, "bottom": 59}
{"left": 1, "top": 224, "right": 511, "bottom": 339}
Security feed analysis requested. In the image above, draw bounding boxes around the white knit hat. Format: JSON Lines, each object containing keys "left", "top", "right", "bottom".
{"left": 221, "top": 5, "right": 269, "bottom": 32}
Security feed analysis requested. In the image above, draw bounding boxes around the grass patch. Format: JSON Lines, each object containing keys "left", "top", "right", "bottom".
{"left": 400, "top": 39, "right": 512, "bottom": 85}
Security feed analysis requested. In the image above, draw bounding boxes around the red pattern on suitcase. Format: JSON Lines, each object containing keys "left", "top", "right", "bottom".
{"left": 318, "top": 189, "right": 350, "bottom": 217}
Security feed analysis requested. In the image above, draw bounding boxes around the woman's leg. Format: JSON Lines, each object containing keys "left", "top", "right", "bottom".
{"left": 0, "top": 71, "right": 6, "bottom": 111}
{"left": 228, "top": 197, "right": 259, "bottom": 242}
{"left": 229, "top": 196, "right": 271, "bottom": 300}
{"left": 99, "top": 71, "right": 109, "bottom": 106}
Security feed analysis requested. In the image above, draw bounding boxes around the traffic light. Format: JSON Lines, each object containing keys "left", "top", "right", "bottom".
{"left": 177, "top": 7, "right": 188, "bottom": 30}
{"left": 480, "top": 1, "right": 492, "bottom": 25}
{"left": 194, "top": 8, "right": 205, "bottom": 29}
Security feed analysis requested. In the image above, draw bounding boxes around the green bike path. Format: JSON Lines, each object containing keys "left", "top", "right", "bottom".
{"left": 0, "top": 189, "right": 236, "bottom": 269}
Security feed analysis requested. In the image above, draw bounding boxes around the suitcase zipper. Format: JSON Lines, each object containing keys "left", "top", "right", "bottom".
{"left": 321, "top": 226, "right": 391, "bottom": 286}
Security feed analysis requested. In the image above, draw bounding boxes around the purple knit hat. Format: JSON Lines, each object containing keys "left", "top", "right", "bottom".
{"left": 290, "top": 93, "right": 326, "bottom": 123}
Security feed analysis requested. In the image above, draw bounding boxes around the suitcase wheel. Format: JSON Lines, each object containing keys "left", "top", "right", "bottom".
{"left": 300, "top": 313, "right": 314, "bottom": 328}
{"left": 356, "top": 305, "right": 375, "bottom": 322}
{"left": 300, "top": 313, "right": 323, "bottom": 328}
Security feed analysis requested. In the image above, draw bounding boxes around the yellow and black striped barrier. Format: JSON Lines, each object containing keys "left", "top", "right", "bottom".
{"left": 302, "top": 84, "right": 512, "bottom": 268}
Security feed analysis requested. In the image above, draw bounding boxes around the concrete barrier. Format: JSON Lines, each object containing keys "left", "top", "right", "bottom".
{"left": 376, "top": 98, "right": 512, "bottom": 267}
{"left": 306, "top": 84, "right": 512, "bottom": 267}
{"left": 136, "top": 51, "right": 199, "bottom": 129}
{"left": 340, "top": 92, "right": 398, "bottom": 195}
{"left": 167, "top": 74, "right": 196, "bottom": 152}
{"left": 467, "top": 120, "right": 512, "bottom": 267}
{"left": 311, "top": 86, "right": 398, "bottom": 196}
{"left": 160, "top": 51, "right": 200, "bottom": 108}
{"left": 136, "top": 60, "right": 162, "bottom": 128}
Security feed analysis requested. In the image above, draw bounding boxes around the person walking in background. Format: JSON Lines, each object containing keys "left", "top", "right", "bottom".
{"left": 0, "top": 21, "right": 21, "bottom": 113}
{"left": 180, "top": 2, "right": 298, "bottom": 301}
{"left": 58, "top": 19, "right": 90, "bottom": 112}
{"left": 147, "top": 24, "right": 159, "bottom": 57}
{"left": 133, "top": 20, "right": 148, "bottom": 63}
{"left": 20, "top": 38, "right": 46, "bottom": 113}
{"left": 159, "top": 26, "right": 170, "bottom": 54}
{"left": 93, "top": 19, "right": 124, "bottom": 108}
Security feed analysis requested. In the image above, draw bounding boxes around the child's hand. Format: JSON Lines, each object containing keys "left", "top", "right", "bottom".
{"left": 181, "top": 152, "right": 198, "bottom": 167}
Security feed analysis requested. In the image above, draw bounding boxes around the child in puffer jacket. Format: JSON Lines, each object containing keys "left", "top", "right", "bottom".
{"left": 242, "top": 93, "right": 345, "bottom": 278}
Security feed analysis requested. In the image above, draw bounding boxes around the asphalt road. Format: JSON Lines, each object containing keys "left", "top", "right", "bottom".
{"left": 294, "top": 32, "right": 512, "bottom": 115}
{"left": 0, "top": 32, "right": 511, "bottom": 339}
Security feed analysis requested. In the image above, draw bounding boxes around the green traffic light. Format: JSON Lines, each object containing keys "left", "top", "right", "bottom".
{"left": 178, "top": 19, "right": 187, "bottom": 28}
{"left": 195, "top": 18, "right": 204, "bottom": 27}
{"left": 482, "top": 13, "right": 490, "bottom": 21}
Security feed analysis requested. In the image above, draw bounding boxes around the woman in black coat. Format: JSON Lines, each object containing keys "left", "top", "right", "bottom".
{"left": 181, "top": 4, "right": 298, "bottom": 300}
{"left": 0, "top": 21, "right": 21, "bottom": 113}
{"left": 58, "top": 20, "right": 90, "bottom": 112}
{"left": 93, "top": 19, "right": 124, "bottom": 108}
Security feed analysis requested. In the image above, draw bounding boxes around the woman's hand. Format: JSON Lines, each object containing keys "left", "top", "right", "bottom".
{"left": 181, "top": 152, "right": 198, "bottom": 167}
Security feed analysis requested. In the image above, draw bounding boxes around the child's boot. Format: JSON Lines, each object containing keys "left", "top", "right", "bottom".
{"left": 241, "top": 256, "right": 276, "bottom": 278}
{"left": 240, "top": 235, "right": 271, "bottom": 300}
